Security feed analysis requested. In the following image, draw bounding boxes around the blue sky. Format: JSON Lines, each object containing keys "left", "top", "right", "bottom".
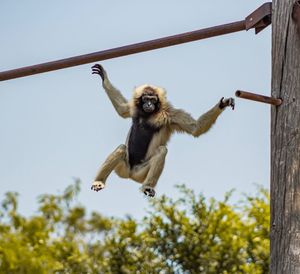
{"left": 0, "top": 0, "right": 271, "bottom": 219}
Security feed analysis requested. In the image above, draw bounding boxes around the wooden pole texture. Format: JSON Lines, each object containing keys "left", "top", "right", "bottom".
{"left": 271, "top": 0, "right": 300, "bottom": 273}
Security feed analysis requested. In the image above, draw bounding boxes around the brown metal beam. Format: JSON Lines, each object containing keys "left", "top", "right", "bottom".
{"left": 0, "top": 2, "right": 271, "bottom": 82}
{"left": 235, "top": 90, "right": 282, "bottom": 106}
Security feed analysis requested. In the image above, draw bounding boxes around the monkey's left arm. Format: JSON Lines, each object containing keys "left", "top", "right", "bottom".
{"left": 171, "top": 97, "right": 234, "bottom": 137}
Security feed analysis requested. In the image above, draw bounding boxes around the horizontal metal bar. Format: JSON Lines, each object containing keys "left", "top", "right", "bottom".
{"left": 235, "top": 90, "right": 282, "bottom": 106}
{"left": 0, "top": 21, "right": 246, "bottom": 82}
{"left": 0, "top": 2, "right": 271, "bottom": 82}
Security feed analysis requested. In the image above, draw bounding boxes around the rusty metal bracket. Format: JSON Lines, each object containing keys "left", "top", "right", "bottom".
{"left": 245, "top": 2, "right": 272, "bottom": 34}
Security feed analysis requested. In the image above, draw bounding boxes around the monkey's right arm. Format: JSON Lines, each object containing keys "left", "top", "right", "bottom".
{"left": 92, "top": 64, "right": 131, "bottom": 118}
{"left": 170, "top": 97, "right": 234, "bottom": 137}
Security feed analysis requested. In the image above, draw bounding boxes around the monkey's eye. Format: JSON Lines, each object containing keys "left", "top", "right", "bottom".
{"left": 142, "top": 96, "right": 158, "bottom": 103}
{"left": 151, "top": 97, "right": 158, "bottom": 103}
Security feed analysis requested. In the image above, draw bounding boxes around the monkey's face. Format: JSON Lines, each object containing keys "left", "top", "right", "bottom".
{"left": 141, "top": 94, "right": 159, "bottom": 113}
{"left": 134, "top": 86, "right": 162, "bottom": 117}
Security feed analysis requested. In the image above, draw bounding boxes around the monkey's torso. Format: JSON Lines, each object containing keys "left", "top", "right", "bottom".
{"left": 127, "top": 117, "right": 161, "bottom": 168}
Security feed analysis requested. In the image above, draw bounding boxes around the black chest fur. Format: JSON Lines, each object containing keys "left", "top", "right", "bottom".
{"left": 128, "top": 117, "right": 160, "bottom": 168}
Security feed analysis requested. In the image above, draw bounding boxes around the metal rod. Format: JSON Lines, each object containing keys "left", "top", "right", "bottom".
{"left": 0, "top": 2, "right": 272, "bottom": 82}
{"left": 235, "top": 90, "right": 282, "bottom": 106}
{"left": 0, "top": 21, "right": 246, "bottom": 82}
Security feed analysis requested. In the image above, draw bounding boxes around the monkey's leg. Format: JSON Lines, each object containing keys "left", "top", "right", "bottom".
{"left": 132, "top": 146, "right": 168, "bottom": 197}
{"left": 91, "top": 144, "right": 127, "bottom": 192}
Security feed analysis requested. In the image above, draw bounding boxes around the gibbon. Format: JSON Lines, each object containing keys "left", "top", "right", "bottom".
{"left": 91, "top": 64, "right": 234, "bottom": 197}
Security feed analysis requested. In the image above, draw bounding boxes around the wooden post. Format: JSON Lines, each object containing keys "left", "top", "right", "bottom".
{"left": 271, "top": 0, "right": 300, "bottom": 273}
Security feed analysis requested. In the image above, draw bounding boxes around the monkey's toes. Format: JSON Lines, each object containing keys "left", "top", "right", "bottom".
{"left": 91, "top": 181, "right": 105, "bottom": 192}
{"left": 143, "top": 187, "right": 156, "bottom": 197}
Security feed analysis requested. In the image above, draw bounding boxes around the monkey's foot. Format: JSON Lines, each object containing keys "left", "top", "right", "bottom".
{"left": 142, "top": 187, "right": 156, "bottom": 198}
{"left": 91, "top": 181, "right": 105, "bottom": 192}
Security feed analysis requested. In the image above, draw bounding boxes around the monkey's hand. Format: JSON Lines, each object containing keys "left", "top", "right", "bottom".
{"left": 219, "top": 97, "right": 235, "bottom": 110}
{"left": 91, "top": 181, "right": 105, "bottom": 192}
{"left": 92, "top": 64, "right": 107, "bottom": 82}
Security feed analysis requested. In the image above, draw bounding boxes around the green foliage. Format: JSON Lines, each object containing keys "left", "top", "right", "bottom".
{"left": 0, "top": 182, "right": 269, "bottom": 274}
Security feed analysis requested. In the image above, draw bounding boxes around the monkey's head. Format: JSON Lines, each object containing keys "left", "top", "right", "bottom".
{"left": 132, "top": 85, "right": 167, "bottom": 117}
{"left": 140, "top": 88, "right": 160, "bottom": 113}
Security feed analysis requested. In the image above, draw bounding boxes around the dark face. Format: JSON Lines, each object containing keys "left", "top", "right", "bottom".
{"left": 137, "top": 88, "right": 160, "bottom": 116}
{"left": 141, "top": 94, "right": 158, "bottom": 113}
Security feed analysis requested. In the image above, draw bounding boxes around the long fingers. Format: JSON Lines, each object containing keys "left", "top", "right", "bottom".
{"left": 91, "top": 64, "right": 105, "bottom": 81}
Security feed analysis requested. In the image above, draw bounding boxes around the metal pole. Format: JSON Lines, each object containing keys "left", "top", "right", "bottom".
{"left": 0, "top": 3, "right": 271, "bottom": 82}
{"left": 0, "top": 21, "right": 245, "bottom": 82}
{"left": 235, "top": 90, "right": 282, "bottom": 106}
